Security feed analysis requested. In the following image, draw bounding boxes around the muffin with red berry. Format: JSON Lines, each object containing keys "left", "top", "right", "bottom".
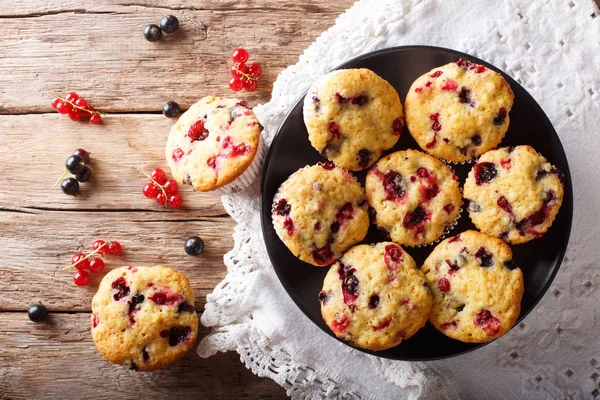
{"left": 303, "top": 68, "right": 404, "bottom": 171}
{"left": 405, "top": 58, "right": 514, "bottom": 163}
{"left": 91, "top": 265, "right": 198, "bottom": 371}
{"left": 421, "top": 230, "right": 524, "bottom": 343}
{"left": 272, "top": 163, "right": 369, "bottom": 267}
{"left": 464, "top": 145, "right": 564, "bottom": 244}
{"left": 165, "top": 96, "right": 264, "bottom": 193}
{"left": 366, "top": 150, "right": 462, "bottom": 247}
{"left": 320, "top": 242, "right": 432, "bottom": 351}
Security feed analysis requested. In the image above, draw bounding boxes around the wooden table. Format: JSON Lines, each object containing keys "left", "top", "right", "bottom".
{"left": 0, "top": 2, "right": 354, "bottom": 398}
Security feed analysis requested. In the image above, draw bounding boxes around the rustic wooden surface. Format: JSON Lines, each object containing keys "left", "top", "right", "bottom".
{"left": 0, "top": 1, "right": 355, "bottom": 399}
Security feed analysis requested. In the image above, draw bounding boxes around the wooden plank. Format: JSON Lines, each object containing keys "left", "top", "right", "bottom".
{"left": 0, "top": 210, "right": 234, "bottom": 311}
{"left": 0, "top": 114, "right": 227, "bottom": 215}
{"left": 0, "top": 312, "right": 286, "bottom": 399}
{"left": 0, "top": 1, "right": 354, "bottom": 113}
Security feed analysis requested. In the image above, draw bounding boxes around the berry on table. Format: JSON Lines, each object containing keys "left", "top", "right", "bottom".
{"left": 56, "top": 101, "right": 72, "bottom": 114}
{"left": 143, "top": 183, "right": 160, "bottom": 198}
{"left": 228, "top": 76, "right": 243, "bottom": 91}
{"left": 89, "top": 258, "right": 105, "bottom": 274}
{"left": 75, "top": 166, "right": 92, "bottom": 183}
{"left": 232, "top": 48, "right": 249, "bottom": 63}
{"left": 74, "top": 270, "right": 91, "bottom": 287}
{"left": 61, "top": 177, "right": 79, "bottom": 196}
{"left": 74, "top": 98, "right": 88, "bottom": 109}
{"left": 107, "top": 241, "right": 122, "bottom": 255}
{"left": 72, "top": 149, "right": 90, "bottom": 163}
{"left": 72, "top": 253, "right": 91, "bottom": 272}
{"left": 248, "top": 63, "right": 262, "bottom": 78}
{"left": 162, "top": 101, "right": 181, "bottom": 118}
{"left": 168, "top": 194, "right": 182, "bottom": 208}
{"left": 150, "top": 168, "right": 167, "bottom": 185}
{"left": 93, "top": 239, "right": 107, "bottom": 253}
{"left": 156, "top": 192, "right": 168, "bottom": 205}
{"left": 89, "top": 114, "right": 102, "bottom": 125}
{"left": 144, "top": 24, "right": 163, "bottom": 42}
{"left": 160, "top": 15, "right": 179, "bottom": 33}
{"left": 184, "top": 236, "right": 205, "bottom": 255}
{"left": 141, "top": 168, "right": 183, "bottom": 209}
{"left": 66, "top": 155, "right": 86, "bottom": 175}
{"left": 65, "top": 92, "right": 79, "bottom": 102}
{"left": 164, "top": 180, "right": 178, "bottom": 196}
{"left": 228, "top": 48, "right": 261, "bottom": 92}
{"left": 51, "top": 98, "right": 61, "bottom": 109}
{"left": 28, "top": 304, "right": 49, "bottom": 323}
{"left": 51, "top": 93, "right": 103, "bottom": 124}
{"left": 243, "top": 79, "right": 257, "bottom": 92}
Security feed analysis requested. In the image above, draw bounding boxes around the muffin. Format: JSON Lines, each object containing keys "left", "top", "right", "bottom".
{"left": 272, "top": 162, "right": 369, "bottom": 266}
{"left": 320, "top": 242, "right": 432, "bottom": 351}
{"left": 421, "top": 230, "right": 524, "bottom": 343}
{"left": 165, "top": 96, "right": 263, "bottom": 193}
{"left": 463, "top": 145, "right": 564, "bottom": 244}
{"left": 405, "top": 58, "right": 514, "bottom": 162}
{"left": 365, "top": 150, "right": 462, "bottom": 247}
{"left": 303, "top": 68, "right": 404, "bottom": 171}
{"left": 91, "top": 265, "right": 198, "bottom": 371}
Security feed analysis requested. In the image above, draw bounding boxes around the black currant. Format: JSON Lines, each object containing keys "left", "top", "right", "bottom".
{"left": 160, "top": 15, "right": 179, "bottom": 34}
{"left": 184, "top": 236, "right": 204, "bottom": 256}
{"left": 162, "top": 101, "right": 181, "bottom": 118}
{"left": 144, "top": 24, "right": 162, "bottom": 42}
{"left": 28, "top": 304, "right": 49, "bottom": 323}
{"left": 75, "top": 166, "right": 92, "bottom": 183}
{"left": 66, "top": 155, "right": 86, "bottom": 175}
{"left": 72, "top": 148, "right": 90, "bottom": 163}
{"left": 61, "top": 177, "right": 79, "bottom": 196}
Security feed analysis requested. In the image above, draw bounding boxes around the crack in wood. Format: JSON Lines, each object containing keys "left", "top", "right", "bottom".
{"left": 0, "top": 10, "right": 131, "bottom": 18}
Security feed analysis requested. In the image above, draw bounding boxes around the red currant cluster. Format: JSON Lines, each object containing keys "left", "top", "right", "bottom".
{"left": 51, "top": 92, "right": 103, "bottom": 124}
{"left": 142, "top": 168, "right": 182, "bottom": 208}
{"left": 66, "top": 240, "right": 123, "bottom": 287}
{"left": 228, "top": 48, "right": 262, "bottom": 92}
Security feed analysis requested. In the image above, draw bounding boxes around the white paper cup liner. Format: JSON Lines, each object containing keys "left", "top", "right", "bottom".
{"left": 215, "top": 134, "right": 265, "bottom": 195}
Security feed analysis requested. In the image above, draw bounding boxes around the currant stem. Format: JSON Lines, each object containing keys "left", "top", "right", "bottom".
{"left": 62, "top": 242, "right": 109, "bottom": 270}
{"left": 50, "top": 93, "right": 105, "bottom": 116}
{"left": 138, "top": 169, "right": 169, "bottom": 208}
{"left": 229, "top": 62, "right": 259, "bottom": 82}
{"left": 52, "top": 169, "right": 69, "bottom": 188}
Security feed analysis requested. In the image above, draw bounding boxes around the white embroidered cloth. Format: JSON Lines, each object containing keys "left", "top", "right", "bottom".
{"left": 198, "top": 0, "right": 600, "bottom": 398}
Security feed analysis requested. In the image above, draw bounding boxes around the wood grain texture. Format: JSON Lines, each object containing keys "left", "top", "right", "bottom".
{"left": 0, "top": 313, "right": 286, "bottom": 399}
{"left": 0, "top": 1, "right": 352, "bottom": 114}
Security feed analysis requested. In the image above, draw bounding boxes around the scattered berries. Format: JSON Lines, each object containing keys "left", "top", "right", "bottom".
{"left": 64, "top": 240, "right": 123, "bottom": 287}
{"left": 28, "top": 304, "right": 49, "bottom": 323}
{"left": 89, "top": 258, "right": 105, "bottom": 274}
{"left": 141, "top": 168, "right": 183, "bottom": 209}
{"left": 51, "top": 92, "right": 103, "bottom": 124}
{"left": 184, "top": 236, "right": 205, "bottom": 255}
{"left": 55, "top": 149, "right": 93, "bottom": 196}
{"left": 228, "top": 47, "right": 261, "bottom": 92}
{"left": 160, "top": 15, "right": 179, "bottom": 33}
{"left": 74, "top": 271, "right": 91, "bottom": 287}
{"left": 144, "top": 24, "right": 162, "bottom": 42}
{"left": 162, "top": 101, "right": 181, "bottom": 118}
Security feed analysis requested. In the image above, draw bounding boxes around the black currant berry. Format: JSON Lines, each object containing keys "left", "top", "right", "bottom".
{"left": 184, "top": 236, "right": 205, "bottom": 256}
{"left": 75, "top": 166, "right": 92, "bottom": 183}
{"left": 28, "top": 304, "right": 49, "bottom": 323}
{"left": 144, "top": 24, "right": 162, "bottom": 42}
{"left": 66, "top": 155, "right": 86, "bottom": 175}
{"left": 72, "top": 148, "right": 90, "bottom": 163}
{"left": 160, "top": 15, "right": 179, "bottom": 34}
{"left": 162, "top": 101, "right": 181, "bottom": 118}
{"left": 61, "top": 177, "right": 79, "bottom": 196}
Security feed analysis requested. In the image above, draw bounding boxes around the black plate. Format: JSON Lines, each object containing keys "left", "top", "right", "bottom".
{"left": 260, "top": 46, "right": 573, "bottom": 361}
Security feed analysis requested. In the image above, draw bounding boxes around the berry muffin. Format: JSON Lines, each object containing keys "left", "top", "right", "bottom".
{"left": 303, "top": 68, "right": 404, "bottom": 171}
{"left": 464, "top": 145, "right": 564, "bottom": 244}
{"left": 272, "top": 162, "right": 369, "bottom": 267}
{"left": 91, "top": 265, "right": 198, "bottom": 371}
{"left": 365, "top": 150, "right": 462, "bottom": 247}
{"left": 421, "top": 230, "right": 524, "bottom": 343}
{"left": 320, "top": 242, "right": 432, "bottom": 351}
{"left": 165, "top": 96, "right": 264, "bottom": 193}
{"left": 405, "top": 58, "right": 514, "bottom": 163}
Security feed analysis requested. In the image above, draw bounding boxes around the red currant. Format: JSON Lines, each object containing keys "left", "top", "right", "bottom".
{"left": 168, "top": 194, "right": 183, "bottom": 208}
{"left": 248, "top": 63, "right": 262, "bottom": 78}
{"left": 232, "top": 48, "right": 249, "bottom": 64}
{"left": 56, "top": 101, "right": 71, "bottom": 114}
{"left": 164, "top": 180, "right": 178, "bottom": 196}
{"left": 93, "top": 239, "right": 107, "bottom": 254}
{"left": 151, "top": 168, "right": 167, "bottom": 185}
{"left": 72, "top": 253, "right": 90, "bottom": 272}
{"left": 107, "top": 241, "right": 122, "bottom": 255}
{"left": 88, "top": 258, "right": 105, "bottom": 274}
{"left": 74, "top": 98, "right": 88, "bottom": 109}
{"left": 73, "top": 270, "right": 91, "bottom": 287}
{"left": 229, "top": 76, "right": 243, "bottom": 92}
{"left": 65, "top": 92, "right": 79, "bottom": 102}
{"left": 156, "top": 192, "right": 167, "bottom": 205}
{"left": 69, "top": 108, "right": 82, "bottom": 121}
{"left": 143, "top": 183, "right": 159, "bottom": 198}
{"left": 243, "top": 78, "right": 258, "bottom": 92}
{"left": 51, "top": 98, "right": 61, "bottom": 109}
{"left": 89, "top": 114, "right": 102, "bottom": 125}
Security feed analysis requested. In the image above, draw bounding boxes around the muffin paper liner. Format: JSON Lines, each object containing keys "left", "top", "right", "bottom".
{"left": 215, "top": 134, "right": 265, "bottom": 195}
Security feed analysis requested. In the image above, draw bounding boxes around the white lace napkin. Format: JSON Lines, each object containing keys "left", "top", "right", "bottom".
{"left": 198, "top": 0, "right": 600, "bottom": 398}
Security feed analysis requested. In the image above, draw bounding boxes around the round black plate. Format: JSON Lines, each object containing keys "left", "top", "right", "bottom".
{"left": 260, "top": 46, "right": 573, "bottom": 361}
